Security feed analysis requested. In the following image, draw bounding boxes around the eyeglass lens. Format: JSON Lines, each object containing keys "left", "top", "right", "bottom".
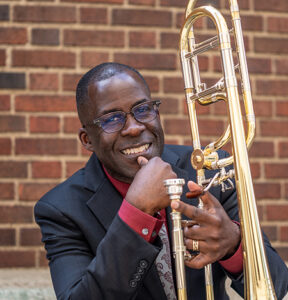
{"left": 99, "top": 101, "right": 159, "bottom": 133}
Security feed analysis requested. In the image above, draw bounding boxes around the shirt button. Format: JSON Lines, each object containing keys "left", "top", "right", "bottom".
{"left": 142, "top": 228, "right": 149, "bottom": 235}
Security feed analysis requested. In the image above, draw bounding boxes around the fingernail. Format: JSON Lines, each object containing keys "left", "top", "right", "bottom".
{"left": 171, "top": 200, "right": 179, "bottom": 209}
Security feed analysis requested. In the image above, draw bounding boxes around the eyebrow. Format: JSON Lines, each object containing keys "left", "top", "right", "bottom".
{"left": 97, "top": 98, "right": 149, "bottom": 117}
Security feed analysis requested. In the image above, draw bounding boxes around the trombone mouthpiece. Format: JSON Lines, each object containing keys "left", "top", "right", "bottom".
{"left": 163, "top": 178, "right": 185, "bottom": 200}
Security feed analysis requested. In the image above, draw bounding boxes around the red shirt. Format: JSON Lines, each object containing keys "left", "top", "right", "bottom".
{"left": 104, "top": 167, "right": 243, "bottom": 275}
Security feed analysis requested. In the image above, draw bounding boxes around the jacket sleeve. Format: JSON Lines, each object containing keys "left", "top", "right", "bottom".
{"left": 34, "top": 200, "right": 162, "bottom": 300}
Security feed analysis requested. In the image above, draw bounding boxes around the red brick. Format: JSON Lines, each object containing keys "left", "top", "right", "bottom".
{"left": 285, "top": 184, "right": 288, "bottom": 199}
{"left": 30, "top": 116, "right": 60, "bottom": 134}
{"left": 268, "top": 17, "right": 288, "bottom": 33}
{"left": 164, "top": 118, "right": 224, "bottom": 136}
{"left": 0, "top": 27, "right": 27, "bottom": 44}
{"left": 0, "top": 229, "right": 15, "bottom": 246}
{"left": 261, "top": 226, "right": 277, "bottom": 242}
{"left": 63, "top": 74, "right": 82, "bottom": 91}
{"left": 163, "top": 77, "right": 184, "bottom": 93}
{"left": 279, "top": 142, "right": 288, "bottom": 158}
{"left": 16, "top": 138, "right": 78, "bottom": 155}
{"left": 261, "top": 121, "right": 288, "bottom": 137}
{"left": 0, "top": 95, "right": 10, "bottom": 111}
{"left": 13, "top": 50, "right": 76, "bottom": 68}
{"left": 0, "top": 183, "right": 14, "bottom": 200}
{"left": 64, "top": 116, "right": 81, "bottom": 133}
{"left": 114, "top": 53, "right": 176, "bottom": 70}
{"left": 39, "top": 250, "right": 48, "bottom": 267}
{"left": 13, "top": 5, "right": 76, "bottom": 23}
{"left": 255, "top": 1, "right": 288, "bottom": 12}
{"left": 0, "top": 138, "right": 11, "bottom": 155}
{"left": 253, "top": 100, "right": 272, "bottom": 117}
{"left": 31, "top": 28, "right": 59, "bottom": 46}
{"left": 250, "top": 162, "right": 260, "bottom": 179}
{"left": 159, "top": 97, "right": 179, "bottom": 114}
{"left": 160, "top": 0, "right": 188, "bottom": 7}
{"left": 0, "top": 161, "right": 27, "bottom": 178}
{"left": 249, "top": 141, "right": 274, "bottom": 158}
{"left": 15, "top": 95, "right": 75, "bottom": 112}
{"left": 0, "top": 115, "right": 25, "bottom": 132}
{"left": 64, "top": 30, "right": 124, "bottom": 47}
{"left": 61, "top": 0, "right": 123, "bottom": 2}
{"left": 0, "top": 49, "right": 5, "bottom": 66}
{"left": 275, "top": 59, "right": 288, "bottom": 75}
{"left": 0, "top": 205, "right": 33, "bottom": 223}
{"left": 19, "top": 182, "right": 57, "bottom": 201}
{"left": 266, "top": 205, "right": 288, "bottom": 221}
{"left": 247, "top": 57, "right": 272, "bottom": 74}
{"left": 66, "top": 161, "right": 86, "bottom": 177}
{"left": 129, "top": 31, "right": 156, "bottom": 48}
{"left": 29, "top": 73, "right": 59, "bottom": 91}
{"left": 256, "top": 80, "right": 288, "bottom": 96}
{"left": 145, "top": 76, "right": 159, "bottom": 93}
{"left": 129, "top": 0, "right": 155, "bottom": 5}
{"left": 176, "top": 12, "right": 205, "bottom": 29}
{"left": 265, "top": 163, "right": 288, "bottom": 179}
{"left": 32, "top": 161, "right": 61, "bottom": 179}
{"left": 81, "top": 52, "right": 109, "bottom": 68}
{"left": 254, "top": 37, "right": 288, "bottom": 54}
{"left": 241, "top": 15, "right": 263, "bottom": 31}
{"left": 254, "top": 182, "right": 281, "bottom": 200}
{"left": 20, "top": 228, "right": 42, "bottom": 246}
{"left": 161, "top": 32, "right": 179, "bottom": 49}
{"left": 80, "top": 7, "right": 107, "bottom": 24}
{"left": 0, "top": 250, "right": 35, "bottom": 268}
{"left": 112, "top": 9, "right": 172, "bottom": 27}
{"left": 276, "top": 101, "right": 288, "bottom": 117}
{"left": 280, "top": 226, "right": 288, "bottom": 242}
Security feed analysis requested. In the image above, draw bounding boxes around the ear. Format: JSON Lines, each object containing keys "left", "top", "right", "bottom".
{"left": 78, "top": 128, "right": 94, "bottom": 152}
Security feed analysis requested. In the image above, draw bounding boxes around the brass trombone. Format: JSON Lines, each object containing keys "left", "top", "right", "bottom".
{"left": 165, "top": 0, "right": 276, "bottom": 299}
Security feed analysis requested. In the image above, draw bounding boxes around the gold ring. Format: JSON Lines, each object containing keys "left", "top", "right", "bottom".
{"left": 192, "top": 240, "right": 199, "bottom": 252}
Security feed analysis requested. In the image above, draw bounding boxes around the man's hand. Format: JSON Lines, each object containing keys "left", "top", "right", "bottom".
{"left": 125, "top": 156, "right": 177, "bottom": 216}
{"left": 171, "top": 181, "right": 241, "bottom": 269}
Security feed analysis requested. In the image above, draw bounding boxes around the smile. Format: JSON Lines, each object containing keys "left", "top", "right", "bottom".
{"left": 121, "top": 143, "right": 150, "bottom": 155}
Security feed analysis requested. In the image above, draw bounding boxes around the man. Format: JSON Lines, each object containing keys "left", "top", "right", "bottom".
{"left": 34, "top": 62, "right": 288, "bottom": 300}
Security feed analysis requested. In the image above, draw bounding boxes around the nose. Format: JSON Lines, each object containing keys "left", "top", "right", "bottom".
{"left": 120, "top": 113, "right": 145, "bottom": 136}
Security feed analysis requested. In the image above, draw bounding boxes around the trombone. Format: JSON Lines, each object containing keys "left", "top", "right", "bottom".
{"left": 165, "top": 0, "right": 276, "bottom": 299}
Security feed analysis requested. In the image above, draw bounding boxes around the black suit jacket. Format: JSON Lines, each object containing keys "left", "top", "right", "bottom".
{"left": 34, "top": 145, "right": 288, "bottom": 300}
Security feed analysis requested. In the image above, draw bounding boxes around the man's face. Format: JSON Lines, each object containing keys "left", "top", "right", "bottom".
{"left": 83, "top": 71, "right": 164, "bottom": 183}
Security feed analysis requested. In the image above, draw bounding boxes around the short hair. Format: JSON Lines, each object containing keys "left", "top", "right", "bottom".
{"left": 76, "top": 62, "right": 150, "bottom": 123}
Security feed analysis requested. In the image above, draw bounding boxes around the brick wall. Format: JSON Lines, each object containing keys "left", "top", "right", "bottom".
{"left": 0, "top": 0, "right": 287, "bottom": 268}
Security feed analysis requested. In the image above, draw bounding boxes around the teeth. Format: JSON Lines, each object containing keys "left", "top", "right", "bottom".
{"left": 122, "top": 144, "right": 150, "bottom": 155}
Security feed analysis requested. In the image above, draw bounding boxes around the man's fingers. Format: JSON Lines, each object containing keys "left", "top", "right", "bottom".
{"left": 187, "top": 181, "right": 221, "bottom": 209}
{"left": 137, "top": 156, "right": 148, "bottom": 166}
{"left": 185, "top": 253, "right": 212, "bottom": 269}
{"left": 171, "top": 200, "right": 208, "bottom": 223}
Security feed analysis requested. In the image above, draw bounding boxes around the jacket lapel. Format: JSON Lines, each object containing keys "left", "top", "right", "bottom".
{"left": 84, "top": 154, "right": 123, "bottom": 231}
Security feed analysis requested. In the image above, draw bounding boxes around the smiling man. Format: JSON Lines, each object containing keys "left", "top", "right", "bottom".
{"left": 34, "top": 62, "right": 288, "bottom": 300}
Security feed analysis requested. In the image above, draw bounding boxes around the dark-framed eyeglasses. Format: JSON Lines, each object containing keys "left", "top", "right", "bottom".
{"left": 84, "top": 100, "right": 161, "bottom": 133}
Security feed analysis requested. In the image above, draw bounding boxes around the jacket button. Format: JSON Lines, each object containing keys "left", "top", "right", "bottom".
{"left": 129, "top": 280, "right": 137, "bottom": 288}
{"left": 137, "top": 267, "right": 144, "bottom": 274}
{"left": 139, "top": 260, "right": 148, "bottom": 268}
{"left": 134, "top": 274, "right": 141, "bottom": 281}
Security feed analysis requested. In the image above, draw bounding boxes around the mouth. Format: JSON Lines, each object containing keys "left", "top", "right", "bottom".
{"left": 121, "top": 143, "right": 151, "bottom": 156}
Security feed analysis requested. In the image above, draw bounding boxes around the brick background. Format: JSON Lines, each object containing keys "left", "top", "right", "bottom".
{"left": 0, "top": 0, "right": 287, "bottom": 269}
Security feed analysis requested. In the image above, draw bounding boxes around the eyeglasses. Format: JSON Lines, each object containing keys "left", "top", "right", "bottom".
{"left": 84, "top": 100, "right": 161, "bottom": 133}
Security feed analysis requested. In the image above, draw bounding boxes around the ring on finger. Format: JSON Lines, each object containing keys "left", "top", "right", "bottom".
{"left": 192, "top": 239, "right": 199, "bottom": 252}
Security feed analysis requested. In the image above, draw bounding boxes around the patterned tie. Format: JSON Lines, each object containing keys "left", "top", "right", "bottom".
{"left": 155, "top": 223, "right": 177, "bottom": 300}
